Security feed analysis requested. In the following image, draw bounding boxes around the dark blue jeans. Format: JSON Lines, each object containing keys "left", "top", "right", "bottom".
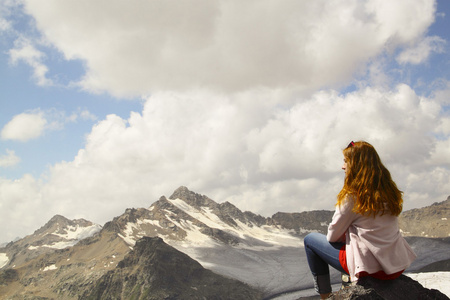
{"left": 304, "top": 232, "right": 348, "bottom": 294}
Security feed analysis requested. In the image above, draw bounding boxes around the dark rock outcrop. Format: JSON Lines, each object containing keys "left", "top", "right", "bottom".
{"left": 82, "top": 236, "right": 262, "bottom": 300}
{"left": 328, "top": 275, "right": 449, "bottom": 300}
{"left": 0, "top": 269, "right": 18, "bottom": 285}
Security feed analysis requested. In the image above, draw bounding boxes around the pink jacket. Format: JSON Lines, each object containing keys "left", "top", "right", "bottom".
{"left": 327, "top": 196, "right": 417, "bottom": 281}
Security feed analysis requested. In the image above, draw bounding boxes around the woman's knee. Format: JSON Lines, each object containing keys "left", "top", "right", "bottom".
{"left": 304, "top": 232, "right": 326, "bottom": 247}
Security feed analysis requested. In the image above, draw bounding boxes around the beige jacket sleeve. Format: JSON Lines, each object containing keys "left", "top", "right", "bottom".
{"left": 327, "top": 196, "right": 358, "bottom": 243}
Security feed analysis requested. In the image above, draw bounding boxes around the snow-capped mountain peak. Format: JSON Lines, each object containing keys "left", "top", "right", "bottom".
{"left": 112, "top": 187, "right": 301, "bottom": 253}
{"left": 30, "top": 214, "right": 102, "bottom": 249}
{"left": 0, "top": 215, "right": 101, "bottom": 270}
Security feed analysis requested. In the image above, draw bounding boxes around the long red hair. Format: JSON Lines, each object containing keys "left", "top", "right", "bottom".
{"left": 337, "top": 141, "right": 403, "bottom": 216}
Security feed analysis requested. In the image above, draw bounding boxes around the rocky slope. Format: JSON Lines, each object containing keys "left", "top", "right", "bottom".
{"left": 0, "top": 229, "right": 130, "bottom": 299}
{"left": 0, "top": 215, "right": 101, "bottom": 270}
{"left": 270, "top": 210, "right": 333, "bottom": 236}
{"left": 82, "top": 236, "right": 262, "bottom": 300}
{"left": 399, "top": 196, "right": 449, "bottom": 238}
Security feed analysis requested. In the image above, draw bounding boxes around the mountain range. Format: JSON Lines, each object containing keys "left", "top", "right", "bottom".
{"left": 0, "top": 186, "right": 449, "bottom": 299}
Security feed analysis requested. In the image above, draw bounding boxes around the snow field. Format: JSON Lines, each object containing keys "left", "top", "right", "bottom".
{"left": 0, "top": 253, "right": 8, "bottom": 269}
{"left": 406, "top": 272, "right": 450, "bottom": 297}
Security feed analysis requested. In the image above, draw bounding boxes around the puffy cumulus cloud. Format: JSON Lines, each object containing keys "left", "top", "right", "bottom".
{"left": 0, "top": 84, "right": 443, "bottom": 242}
{"left": 1, "top": 108, "right": 97, "bottom": 142}
{"left": 1, "top": 1, "right": 447, "bottom": 244}
{"left": 0, "top": 149, "right": 20, "bottom": 168}
{"left": 22, "top": 0, "right": 435, "bottom": 96}
{"left": 1, "top": 112, "right": 47, "bottom": 142}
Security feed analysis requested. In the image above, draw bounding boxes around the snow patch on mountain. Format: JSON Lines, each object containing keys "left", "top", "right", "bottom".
{"left": 406, "top": 272, "right": 450, "bottom": 297}
{"left": 0, "top": 253, "right": 8, "bottom": 269}
{"left": 53, "top": 224, "right": 101, "bottom": 240}
{"left": 42, "top": 264, "right": 57, "bottom": 272}
{"left": 169, "top": 198, "right": 227, "bottom": 228}
{"left": 161, "top": 198, "right": 310, "bottom": 295}
{"left": 168, "top": 218, "right": 220, "bottom": 248}
{"left": 118, "top": 219, "right": 160, "bottom": 246}
{"left": 168, "top": 198, "right": 300, "bottom": 248}
{"left": 28, "top": 224, "right": 102, "bottom": 250}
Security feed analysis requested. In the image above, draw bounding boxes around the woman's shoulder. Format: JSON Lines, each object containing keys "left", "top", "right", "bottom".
{"left": 336, "top": 195, "right": 358, "bottom": 216}
{"left": 339, "top": 194, "right": 356, "bottom": 209}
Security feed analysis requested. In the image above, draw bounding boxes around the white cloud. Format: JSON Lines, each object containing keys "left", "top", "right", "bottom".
{"left": 396, "top": 36, "right": 446, "bottom": 65}
{"left": 0, "top": 149, "right": 20, "bottom": 168}
{"left": 45, "top": 108, "right": 97, "bottom": 130}
{"left": 8, "top": 37, "right": 53, "bottom": 86}
{"left": 1, "top": 0, "right": 449, "bottom": 244}
{"left": 0, "top": 108, "right": 97, "bottom": 142}
{"left": 78, "top": 109, "right": 97, "bottom": 122}
{"left": 0, "top": 16, "right": 11, "bottom": 32}
{"left": 1, "top": 112, "right": 47, "bottom": 142}
{"left": 1, "top": 84, "right": 447, "bottom": 244}
{"left": 0, "top": 0, "right": 14, "bottom": 33}
{"left": 21, "top": 0, "right": 436, "bottom": 97}
{"left": 432, "top": 81, "right": 450, "bottom": 106}
{"left": 0, "top": 174, "right": 46, "bottom": 242}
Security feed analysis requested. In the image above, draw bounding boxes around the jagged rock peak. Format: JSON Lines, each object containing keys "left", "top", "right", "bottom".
{"left": 43, "top": 214, "right": 72, "bottom": 229}
{"left": 169, "top": 186, "right": 217, "bottom": 208}
{"left": 49, "top": 214, "right": 70, "bottom": 223}
{"left": 103, "top": 207, "right": 153, "bottom": 233}
{"left": 118, "top": 236, "right": 200, "bottom": 270}
{"left": 168, "top": 187, "right": 267, "bottom": 227}
{"left": 169, "top": 186, "right": 193, "bottom": 199}
{"left": 33, "top": 214, "right": 94, "bottom": 236}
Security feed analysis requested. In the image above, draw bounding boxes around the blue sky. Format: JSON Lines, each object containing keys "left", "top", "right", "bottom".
{"left": 1, "top": 0, "right": 449, "bottom": 243}
{"left": 0, "top": 24, "right": 143, "bottom": 178}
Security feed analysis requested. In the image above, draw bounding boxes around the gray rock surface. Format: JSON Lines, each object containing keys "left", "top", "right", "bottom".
{"left": 327, "top": 275, "right": 449, "bottom": 300}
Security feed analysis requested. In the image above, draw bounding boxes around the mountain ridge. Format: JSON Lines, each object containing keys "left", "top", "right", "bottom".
{"left": 0, "top": 186, "right": 449, "bottom": 299}
{"left": 399, "top": 196, "right": 450, "bottom": 238}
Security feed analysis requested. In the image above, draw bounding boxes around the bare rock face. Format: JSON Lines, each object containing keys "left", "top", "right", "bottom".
{"left": 270, "top": 211, "right": 334, "bottom": 236}
{"left": 82, "top": 236, "right": 262, "bottom": 300}
{"left": 399, "top": 197, "right": 450, "bottom": 238}
{"left": 328, "top": 275, "right": 449, "bottom": 300}
{"left": 0, "top": 269, "right": 18, "bottom": 285}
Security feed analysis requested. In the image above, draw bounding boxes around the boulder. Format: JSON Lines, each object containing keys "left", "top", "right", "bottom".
{"left": 328, "top": 275, "right": 449, "bottom": 300}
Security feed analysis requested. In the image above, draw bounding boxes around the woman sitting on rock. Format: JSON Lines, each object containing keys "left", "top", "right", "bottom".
{"left": 304, "top": 141, "right": 417, "bottom": 299}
